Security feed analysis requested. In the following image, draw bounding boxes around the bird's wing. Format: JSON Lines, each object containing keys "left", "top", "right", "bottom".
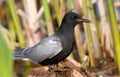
{"left": 25, "top": 35, "right": 63, "bottom": 62}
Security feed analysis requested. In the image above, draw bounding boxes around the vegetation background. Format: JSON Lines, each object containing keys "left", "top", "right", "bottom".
{"left": 0, "top": 0, "right": 120, "bottom": 77}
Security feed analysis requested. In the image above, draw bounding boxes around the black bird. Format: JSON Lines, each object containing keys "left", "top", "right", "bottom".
{"left": 14, "top": 12, "right": 90, "bottom": 66}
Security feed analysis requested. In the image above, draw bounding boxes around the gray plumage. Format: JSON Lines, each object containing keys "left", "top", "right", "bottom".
{"left": 15, "top": 35, "right": 63, "bottom": 62}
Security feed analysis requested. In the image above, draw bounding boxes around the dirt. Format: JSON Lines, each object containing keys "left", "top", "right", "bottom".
{"left": 14, "top": 58, "right": 119, "bottom": 77}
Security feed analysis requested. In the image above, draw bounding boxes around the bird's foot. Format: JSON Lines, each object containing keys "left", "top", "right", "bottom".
{"left": 48, "top": 65, "right": 54, "bottom": 72}
{"left": 48, "top": 64, "right": 60, "bottom": 72}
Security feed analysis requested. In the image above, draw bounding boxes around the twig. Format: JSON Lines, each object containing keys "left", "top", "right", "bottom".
{"left": 17, "top": 9, "right": 26, "bottom": 20}
{"left": 67, "top": 57, "right": 82, "bottom": 67}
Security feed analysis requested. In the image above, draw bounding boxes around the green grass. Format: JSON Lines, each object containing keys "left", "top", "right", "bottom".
{"left": 0, "top": 26, "right": 13, "bottom": 77}
{"left": 106, "top": 0, "right": 120, "bottom": 75}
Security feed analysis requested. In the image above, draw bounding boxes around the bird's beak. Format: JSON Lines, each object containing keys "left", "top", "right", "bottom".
{"left": 76, "top": 18, "right": 91, "bottom": 23}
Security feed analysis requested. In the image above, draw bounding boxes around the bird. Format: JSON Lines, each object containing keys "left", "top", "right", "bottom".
{"left": 14, "top": 12, "right": 91, "bottom": 66}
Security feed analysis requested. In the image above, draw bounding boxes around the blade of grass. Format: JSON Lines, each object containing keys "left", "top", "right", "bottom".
{"left": 88, "top": 0, "right": 101, "bottom": 40}
{"left": 82, "top": 0, "right": 96, "bottom": 67}
{"left": 88, "top": 0, "right": 102, "bottom": 60}
{"left": 52, "top": 0, "right": 61, "bottom": 25}
{"left": 42, "top": 0, "right": 54, "bottom": 35}
{"left": 8, "top": 21, "right": 16, "bottom": 50}
{"left": 6, "top": 4, "right": 16, "bottom": 50}
{"left": 7, "top": 0, "right": 25, "bottom": 47}
{"left": 0, "top": 25, "right": 13, "bottom": 77}
{"left": 106, "top": 0, "right": 120, "bottom": 75}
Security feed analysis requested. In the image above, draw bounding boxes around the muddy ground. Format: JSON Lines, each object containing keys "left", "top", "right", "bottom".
{"left": 14, "top": 58, "right": 118, "bottom": 77}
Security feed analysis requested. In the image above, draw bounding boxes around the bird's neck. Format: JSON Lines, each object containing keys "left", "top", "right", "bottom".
{"left": 55, "top": 23, "right": 75, "bottom": 36}
{"left": 55, "top": 23, "right": 76, "bottom": 50}
{"left": 55, "top": 23, "right": 76, "bottom": 48}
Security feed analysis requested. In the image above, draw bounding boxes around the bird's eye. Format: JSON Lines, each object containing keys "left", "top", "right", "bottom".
{"left": 71, "top": 15, "right": 78, "bottom": 19}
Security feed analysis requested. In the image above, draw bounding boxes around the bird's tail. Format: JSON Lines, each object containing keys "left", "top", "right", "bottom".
{"left": 14, "top": 48, "right": 29, "bottom": 60}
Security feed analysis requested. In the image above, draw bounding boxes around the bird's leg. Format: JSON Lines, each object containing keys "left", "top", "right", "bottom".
{"left": 55, "top": 63, "right": 59, "bottom": 69}
{"left": 48, "top": 65, "right": 54, "bottom": 71}
{"left": 48, "top": 63, "right": 60, "bottom": 71}
{"left": 54, "top": 63, "right": 62, "bottom": 72}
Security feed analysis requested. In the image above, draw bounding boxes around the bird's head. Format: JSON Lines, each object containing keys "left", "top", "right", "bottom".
{"left": 62, "top": 12, "right": 91, "bottom": 26}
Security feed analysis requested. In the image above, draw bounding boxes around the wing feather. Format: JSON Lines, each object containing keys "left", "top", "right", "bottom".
{"left": 25, "top": 35, "right": 63, "bottom": 62}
